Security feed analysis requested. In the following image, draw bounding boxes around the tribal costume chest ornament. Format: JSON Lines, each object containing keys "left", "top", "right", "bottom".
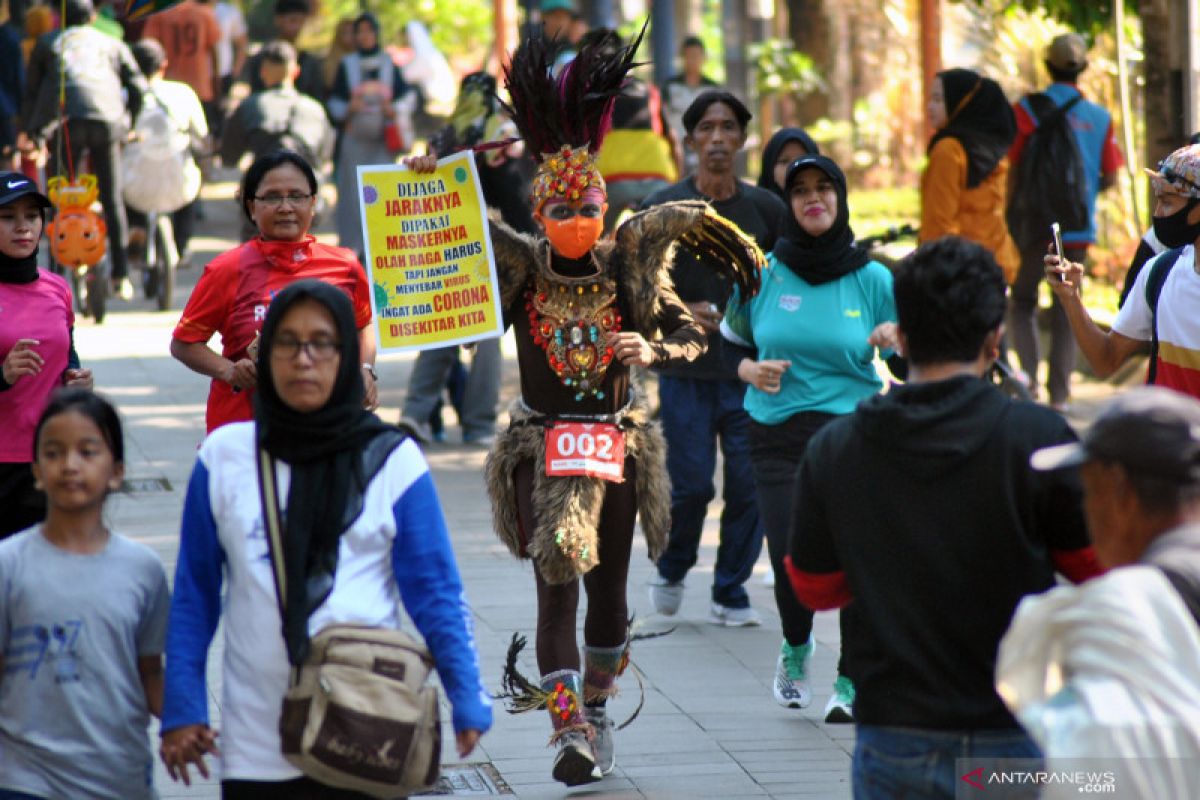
{"left": 526, "top": 273, "right": 621, "bottom": 401}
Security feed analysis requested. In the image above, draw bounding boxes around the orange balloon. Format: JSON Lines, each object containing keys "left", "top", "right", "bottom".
{"left": 47, "top": 209, "right": 108, "bottom": 267}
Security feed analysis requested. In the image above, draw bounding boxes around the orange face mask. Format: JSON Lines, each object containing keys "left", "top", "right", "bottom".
{"left": 540, "top": 214, "right": 604, "bottom": 260}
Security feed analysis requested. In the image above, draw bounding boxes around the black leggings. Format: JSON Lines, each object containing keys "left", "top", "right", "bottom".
{"left": 222, "top": 777, "right": 377, "bottom": 799}
{"left": 515, "top": 458, "right": 638, "bottom": 674}
{"left": 750, "top": 414, "right": 855, "bottom": 677}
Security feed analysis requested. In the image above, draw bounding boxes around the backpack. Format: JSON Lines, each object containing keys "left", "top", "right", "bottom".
{"left": 1007, "top": 92, "right": 1090, "bottom": 250}
{"left": 121, "top": 90, "right": 201, "bottom": 214}
{"left": 1144, "top": 246, "right": 1186, "bottom": 385}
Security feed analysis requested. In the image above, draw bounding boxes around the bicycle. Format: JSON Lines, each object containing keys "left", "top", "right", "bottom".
{"left": 138, "top": 210, "right": 178, "bottom": 311}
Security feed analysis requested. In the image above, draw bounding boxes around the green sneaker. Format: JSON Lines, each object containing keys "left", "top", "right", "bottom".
{"left": 772, "top": 636, "right": 813, "bottom": 708}
{"left": 824, "top": 675, "right": 855, "bottom": 723}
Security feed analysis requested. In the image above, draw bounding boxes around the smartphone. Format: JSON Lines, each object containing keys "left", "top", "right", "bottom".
{"left": 1050, "top": 223, "right": 1065, "bottom": 282}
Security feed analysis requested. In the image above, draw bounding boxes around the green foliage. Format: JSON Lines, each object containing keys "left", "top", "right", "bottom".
{"left": 849, "top": 187, "right": 921, "bottom": 234}
{"left": 954, "top": 0, "right": 1138, "bottom": 36}
{"left": 699, "top": 0, "right": 725, "bottom": 84}
{"left": 749, "top": 39, "right": 823, "bottom": 100}
{"left": 249, "top": 0, "right": 492, "bottom": 64}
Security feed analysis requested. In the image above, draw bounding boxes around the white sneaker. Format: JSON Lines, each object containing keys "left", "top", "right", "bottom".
{"left": 583, "top": 705, "right": 615, "bottom": 775}
{"left": 552, "top": 730, "right": 601, "bottom": 786}
{"left": 824, "top": 675, "right": 855, "bottom": 723}
{"left": 708, "top": 602, "right": 762, "bottom": 627}
{"left": 772, "top": 636, "right": 813, "bottom": 709}
{"left": 647, "top": 574, "right": 684, "bottom": 616}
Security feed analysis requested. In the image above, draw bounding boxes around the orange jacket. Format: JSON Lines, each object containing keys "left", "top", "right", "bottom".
{"left": 920, "top": 137, "right": 1020, "bottom": 284}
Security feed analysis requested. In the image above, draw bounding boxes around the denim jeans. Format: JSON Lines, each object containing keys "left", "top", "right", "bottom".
{"left": 853, "top": 724, "right": 1042, "bottom": 800}
{"left": 655, "top": 375, "right": 762, "bottom": 608}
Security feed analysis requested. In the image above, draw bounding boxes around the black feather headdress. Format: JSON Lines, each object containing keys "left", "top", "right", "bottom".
{"left": 501, "top": 25, "right": 644, "bottom": 206}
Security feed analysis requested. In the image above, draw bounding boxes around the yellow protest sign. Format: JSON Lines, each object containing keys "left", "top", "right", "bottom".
{"left": 358, "top": 152, "right": 503, "bottom": 353}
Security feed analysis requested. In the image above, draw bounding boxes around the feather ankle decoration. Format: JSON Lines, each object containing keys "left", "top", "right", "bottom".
{"left": 496, "top": 633, "right": 547, "bottom": 714}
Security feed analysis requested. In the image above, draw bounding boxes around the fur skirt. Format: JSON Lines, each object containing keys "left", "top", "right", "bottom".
{"left": 484, "top": 393, "right": 671, "bottom": 585}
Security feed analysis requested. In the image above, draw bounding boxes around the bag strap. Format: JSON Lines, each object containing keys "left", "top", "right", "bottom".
{"left": 1156, "top": 565, "right": 1200, "bottom": 629}
{"left": 1145, "top": 247, "right": 1186, "bottom": 385}
{"left": 255, "top": 444, "right": 289, "bottom": 618}
{"left": 145, "top": 87, "right": 189, "bottom": 136}
{"left": 1029, "top": 91, "right": 1083, "bottom": 129}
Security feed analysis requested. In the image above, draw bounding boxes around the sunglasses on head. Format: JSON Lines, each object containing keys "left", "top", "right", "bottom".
{"left": 1157, "top": 163, "right": 1200, "bottom": 196}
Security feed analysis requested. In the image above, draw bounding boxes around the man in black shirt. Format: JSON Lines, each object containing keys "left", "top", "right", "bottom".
{"left": 643, "top": 91, "right": 786, "bottom": 627}
{"left": 788, "top": 237, "right": 1102, "bottom": 798}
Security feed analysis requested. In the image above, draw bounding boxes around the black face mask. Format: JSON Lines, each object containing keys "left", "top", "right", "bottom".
{"left": 1153, "top": 197, "right": 1200, "bottom": 248}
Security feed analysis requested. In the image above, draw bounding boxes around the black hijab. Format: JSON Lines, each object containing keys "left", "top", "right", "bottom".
{"left": 254, "top": 280, "right": 394, "bottom": 665}
{"left": 772, "top": 154, "right": 869, "bottom": 286}
{"left": 0, "top": 246, "right": 39, "bottom": 284}
{"left": 757, "top": 127, "right": 820, "bottom": 200}
{"left": 353, "top": 12, "right": 382, "bottom": 56}
{"left": 928, "top": 68, "right": 1016, "bottom": 189}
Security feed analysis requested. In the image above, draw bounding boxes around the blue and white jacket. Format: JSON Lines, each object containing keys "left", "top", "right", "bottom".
{"left": 162, "top": 423, "right": 492, "bottom": 781}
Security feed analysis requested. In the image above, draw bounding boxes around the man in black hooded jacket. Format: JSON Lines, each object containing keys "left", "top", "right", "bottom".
{"left": 786, "top": 236, "right": 1104, "bottom": 799}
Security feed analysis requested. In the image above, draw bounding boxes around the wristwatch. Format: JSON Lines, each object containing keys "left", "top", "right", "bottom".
{"left": 361, "top": 363, "right": 378, "bottom": 381}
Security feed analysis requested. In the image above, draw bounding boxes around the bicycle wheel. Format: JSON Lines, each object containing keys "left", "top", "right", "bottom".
{"left": 86, "top": 259, "right": 109, "bottom": 324}
{"left": 153, "top": 218, "right": 175, "bottom": 311}
{"left": 66, "top": 264, "right": 86, "bottom": 316}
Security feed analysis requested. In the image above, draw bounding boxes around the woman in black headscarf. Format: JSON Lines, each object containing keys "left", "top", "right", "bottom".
{"left": 161, "top": 281, "right": 491, "bottom": 797}
{"left": 920, "top": 68, "right": 1020, "bottom": 283}
{"left": 757, "top": 126, "right": 820, "bottom": 200}
{"left": 328, "top": 12, "right": 411, "bottom": 255}
{"left": 722, "top": 154, "right": 899, "bottom": 726}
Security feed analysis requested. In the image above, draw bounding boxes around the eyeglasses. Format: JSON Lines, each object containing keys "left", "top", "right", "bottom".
{"left": 253, "top": 192, "right": 315, "bottom": 208}
{"left": 271, "top": 336, "right": 340, "bottom": 361}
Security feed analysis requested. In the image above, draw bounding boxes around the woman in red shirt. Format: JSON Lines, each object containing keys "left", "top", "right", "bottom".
{"left": 170, "top": 150, "right": 377, "bottom": 432}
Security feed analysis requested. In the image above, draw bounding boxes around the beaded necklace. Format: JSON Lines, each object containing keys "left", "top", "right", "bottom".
{"left": 525, "top": 260, "right": 622, "bottom": 401}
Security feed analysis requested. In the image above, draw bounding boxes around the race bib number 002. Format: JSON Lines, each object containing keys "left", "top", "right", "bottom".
{"left": 544, "top": 422, "right": 626, "bottom": 482}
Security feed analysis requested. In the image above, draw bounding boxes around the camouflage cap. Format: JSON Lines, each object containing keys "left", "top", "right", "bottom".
{"left": 1146, "top": 144, "right": 1200, "bottom": 199}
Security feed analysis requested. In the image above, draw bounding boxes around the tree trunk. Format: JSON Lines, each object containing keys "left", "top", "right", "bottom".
{"left": 787, "top": 0, "right": 831, "bottom": 124}
{"left": 1141, "top": 0, "right": 1186, "bottom": 168}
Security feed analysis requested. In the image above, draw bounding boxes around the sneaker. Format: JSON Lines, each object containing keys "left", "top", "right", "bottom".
{"left": 112, "top": 277, "right": 134, "bottom": 301}
{"left": 824, "top": 675, "right": 855, "bottom": 723}
{"left": 583, "top": 706, "right": 615, "bottom": 775}
{"left": 552, "top": 730, "right": 601, "bottom": 786}
{"left": 647, "top": 574, "right": 684, "bottom": 616}
{"left": 708, "top": 602, "right": 762, "bottom": 627}
{"left": 772, "top": 637, "right": 813, "bottom": 709}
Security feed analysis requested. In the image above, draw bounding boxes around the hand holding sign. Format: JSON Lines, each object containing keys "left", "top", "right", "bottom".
{"left": 359, "top": 152, "right": 503, "bottom": 353}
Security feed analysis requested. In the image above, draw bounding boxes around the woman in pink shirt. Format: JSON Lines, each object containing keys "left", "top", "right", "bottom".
{"left": 0, "top": 173, "right": 93, "bottom": 538}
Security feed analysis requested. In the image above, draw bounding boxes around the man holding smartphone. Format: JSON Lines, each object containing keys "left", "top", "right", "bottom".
{"left": 1049, "top": 144, "right": 1200, "bottom": 401}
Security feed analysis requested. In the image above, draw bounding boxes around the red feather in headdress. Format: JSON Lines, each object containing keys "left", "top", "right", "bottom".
{"left": 501, "top": 25, "right": 645, "bottom": 160}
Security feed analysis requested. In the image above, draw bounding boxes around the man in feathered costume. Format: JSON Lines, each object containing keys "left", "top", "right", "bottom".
{"left": 408, "top": 27, "right": 763, "bottom": 786}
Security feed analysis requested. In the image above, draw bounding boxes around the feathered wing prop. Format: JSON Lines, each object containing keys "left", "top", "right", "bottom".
{"left": 614, "top": 200, "right": 765, "bottom": 331}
